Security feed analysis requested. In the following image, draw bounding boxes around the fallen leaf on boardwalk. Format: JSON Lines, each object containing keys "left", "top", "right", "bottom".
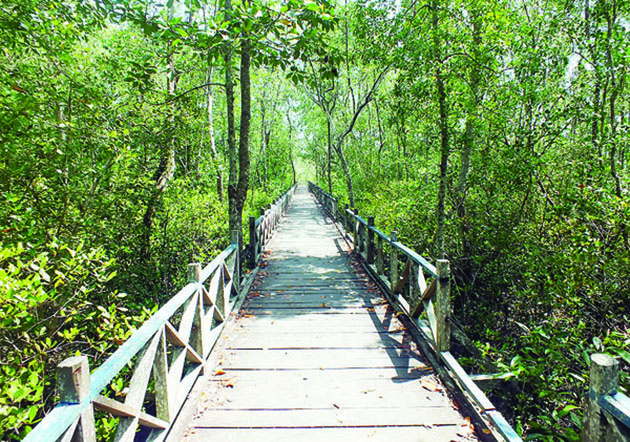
{"left": 215, "top": 369, "right": 226, "bottom": 376}
{"left": 322, "top": 303, "right": 327, "bottom": 307}
{"left": 321, "top": 296, "right": 326, "bottom": 298}
{"left": 482, "top": 429, "right": 492, "bottom": 434}
{"left": 420, "top": 379, "right": 443, "bottom": 392}
{"left": 410, "top": 366, "right": 431, "bottom": 372}
{"left": 332, "top": 403, "right": 340, "bottom": 409}
{"left": 366, "top": 307, "right": 375, "bottom": 312}
{"left": 225, "top": 382, "right": 234, "bottom": 388}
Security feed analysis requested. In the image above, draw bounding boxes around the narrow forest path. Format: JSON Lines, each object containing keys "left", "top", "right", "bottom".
{"left": 179, "top": 186, "right": 477, "bottom": 441}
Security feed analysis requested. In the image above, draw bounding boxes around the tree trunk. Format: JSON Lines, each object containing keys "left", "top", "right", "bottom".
{"left": 327, "top": 119, "right": 332, "bottom": 194}
{"left": 142, "top": 39, "right": 178, "bottom": 258}
{"left": 333, "top": 142, "right": 355, "bottom": 207}
{"left": 206, "top": 64, "right": 223, "bottom": 200}
{"left": 227, "top": 33, "right": 251, "bottom": 238}
{"left": 224, "top": 0, "right": 239, "bottom": 234}
{"left": 432, "top": 1, "right": 449, "bottom": 259}
{"left": 455, "top": 9, "right": 482, "bottom": 265}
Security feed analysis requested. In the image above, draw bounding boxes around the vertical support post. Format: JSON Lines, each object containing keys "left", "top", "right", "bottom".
{"left": 57, "top": 356, "right": 96, "bottom": 441}
{"left": 249, "top": 216, "right": 256, "bottom": 269}
{"left": 332, "top": 198, "right": 338, "bottom": 221}
{"left": 367, "top": 216, "right": 375, "bottom": 264}
{"left": 376, "top": 235, "right": 384, "bottom": 275}
{"left": 435, "top": 259, "right": 451, "bottom": 352}
{"left": 188, "top": 262, "right": 204, "bottom": 369}
{"left": 265, "top": 204, "right": 276, "bottom": 244}
{"left": 390, "top": 230, "right": 398, "bottom": 293}
{"left": 259, "top": 207, "right": 266, "bottom": 247}
{"left": 582, "top": 354, "right": 620, "bottom": 442}
{"left": 230, "top": 230, "right": 240, "bottom": 287}
{"left": 188, "top": 263, "right": 201, "bottom": 283}
{"left": 353, "top": 208, "right": 359, "bottom": 251}
{"left": 344, "top": 204, "right": 349, "bottom": 232}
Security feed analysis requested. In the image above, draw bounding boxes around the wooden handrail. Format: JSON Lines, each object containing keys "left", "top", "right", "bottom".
{"left": 25, "top": 185, "right": 297, "bottom": 442}
{"left": 248, "top": 184, "right": 297, "bottom": 269}
{"left": 307, "top": 181, "right": 521, "bottom": 442}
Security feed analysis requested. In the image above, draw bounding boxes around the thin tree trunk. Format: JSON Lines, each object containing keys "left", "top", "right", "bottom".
{"left": 224, "top": 0, "right": 239, "bottom": 234}
{"left": 142, "top": 38, "right": 177, "bottom": 258}
{"left": 333, "top": 142, "right": 355, "bottom": 207}
{"left": 455, "top": 9, "right": 481, "bottom": 263}
{"left": 327, "top": 119, "right": 332, "bottom": 193}
{"left": 432, "top": 1, "right": 449, "bottom": 259}
{"left": 206, "top": 64, "right": 223, "bottom": 200}
{"left": 228, "top": 32, "right": 251, "bottom": 239}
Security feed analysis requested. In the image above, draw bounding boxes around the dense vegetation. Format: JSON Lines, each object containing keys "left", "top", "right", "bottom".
{"left": 1, "top": 0, "right": 628, "bottom": 440}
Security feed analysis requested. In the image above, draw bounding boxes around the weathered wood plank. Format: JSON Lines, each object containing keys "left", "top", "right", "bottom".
{"left": 186, "top": 425, "right": 473, "bottom": 442}
{"left": 223, "top": 330, "right": 406, "bottom": 349}
{"left": 192, "top": 407, "right": 464, "bottom": 427}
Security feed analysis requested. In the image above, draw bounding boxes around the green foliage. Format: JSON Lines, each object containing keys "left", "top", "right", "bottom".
{"left": 0, "top": 243, "right": 152, "bottom": 439}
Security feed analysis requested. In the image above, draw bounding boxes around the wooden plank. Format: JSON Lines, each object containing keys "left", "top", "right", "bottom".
{"left": 93, "top": 395, "right": 168, "bottom": 429}
{"left": 197, "top": 376, "right": 454, "bottom": 410}
{"left": 125, "top": 331, "right": 162, "bottom": 408}
{"left": 440, "top": 351, "right": 495, "bottom": 412}
{"left": 204, "top": 367, "right": 432, "bottom": 383}
{"left": 192, "top": 406, "right": 463, "bottom": 427}
{"left": 224, "top": 331, "right": 406, "bottom": 349}
{"left": 186, "top": 425, "right": 470, "bottom": 442}
{"left": 221, "top": 347, "right": 428, "bottom": 370}
{"left": 411, "top": 279, "right": 437, "bottom": 319}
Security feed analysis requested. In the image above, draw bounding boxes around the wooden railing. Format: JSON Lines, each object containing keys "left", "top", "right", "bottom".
{"left": 247, "top": 184, "right": 297, "bottom": 268}
{"left": 583, "top": 354, "right": 630, "bottom": 441}
{"left": 308, "top": 181, "right": 521, "bottom": 442}
{"left": 25, "top": 186, "right": 296, "bottom": 442}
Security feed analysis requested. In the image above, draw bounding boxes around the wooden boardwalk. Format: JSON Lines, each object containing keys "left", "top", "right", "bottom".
{"left": 181, "top": 186, "right": 478, "bottom": 441}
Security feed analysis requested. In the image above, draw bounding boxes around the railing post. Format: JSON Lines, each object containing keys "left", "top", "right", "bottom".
{"left": 230, "top": 230, "right": 241, "bottom": 286}
{"left": 57, "top": 356, "right": 96, "bottom": 441}
{"left": 376, "top": 235, "right": 384, "bottom": 275}
{"left": 259, "top": 207, "right": 266, "bottom": 247}
{"left": 188, "top": 263, "right": 201, "bottom": 283}
{"left": 367, "top": 216, "right": 375, "bottom": 264}
{"left": 582, "top": 354, "right": 619, "bottom": 442}
{"left": 266, "top": 204, "right": 272, "bottom": 241}
{"left": 353, "top": 208, "right": 359, "bottom": 250}
{"left": 390, "top": 230, "right": 398, "bottom": 293}
{"left": 332, "top": 198, "right": 338, "bottom": 221}
{"left": 249, "top": 216, "right": 256, "bottom": 269}
{"left": 344, "top": 204, "right": 349, "bottom": 232}
{"left": 436, "top": 259, "right": 451, "bottom": 352}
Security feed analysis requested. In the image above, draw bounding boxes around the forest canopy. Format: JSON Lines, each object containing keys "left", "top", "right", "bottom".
{"left": 1, "top": 0, "right": 629, "bottom": 440}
